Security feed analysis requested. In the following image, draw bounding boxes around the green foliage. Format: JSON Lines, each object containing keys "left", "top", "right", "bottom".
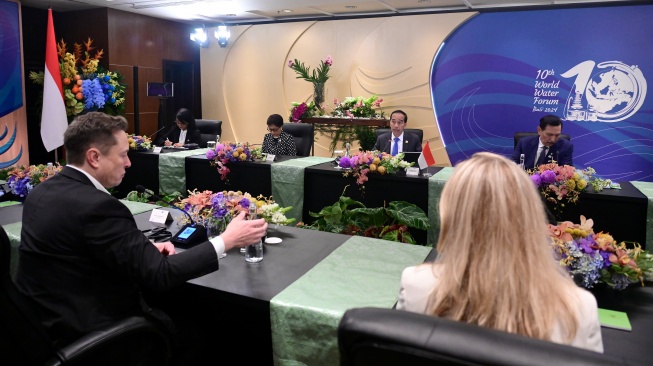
{"left": 125, "top": 190, "right": 181, "bottom": 205}
{"left": 302, "top": 195, "right": 429, "bottom": 244}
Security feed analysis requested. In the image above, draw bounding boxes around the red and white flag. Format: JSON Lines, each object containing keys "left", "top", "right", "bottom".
{"left": 40, "top": 8, "right": 68, "bottom": 152}
{"left": 417, "top": 140, "right": 435, "bottom": 170}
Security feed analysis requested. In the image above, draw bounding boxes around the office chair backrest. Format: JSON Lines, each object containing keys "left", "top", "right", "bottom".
{"left": 375, "top": 128, "right": 424, "bottom": 146}
{"left": 514, "top": 132, "right": 571, "bottom": 148}
{"left": 282, "top": 123, "right": 314, "bottom": 156}
{"left": 338, "top": 307, "right": 622, "bottom": 366}
{"left": 0, "top": 226, "right": 172, "bottom": 365}
{"left": 195, "top": 119, "right": 223, "bottom": 148}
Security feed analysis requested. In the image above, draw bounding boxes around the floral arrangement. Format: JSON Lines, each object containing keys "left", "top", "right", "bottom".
{"left": 331, "top": 96, "right": 384, "bottom": 119}
{"left": 298, "top": 195, "right": 429, "bottom": 244}
{"left": 29, "top": 38, "right": 126, "bottom": 117}
{"left": 2, "top": 164, "right": 62, "bottom": 198}
{"left": 338, "top": 151, "right": 413, "bottom": 186}
{"left": 287, "top": 55, "right": 333, "bottom": 114}
{"left": 206, "top": 142, "right": 256, "bottom": 181}
{"left": 549, "top": 216, "right": 653, "bottom": 290}
{"left": 127, "top": 134, "right": 152, "bottom": 151}
{"left": 175, "top": 190, "right": 294, "bottom": 230}
{"left": 289, "top": 101, "right": 319, "bottom": 122}
{"left": 529, "top": 163, "right": 597, "bottom": 218}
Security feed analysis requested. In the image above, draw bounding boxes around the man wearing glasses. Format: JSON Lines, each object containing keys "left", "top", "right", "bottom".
{"left": 373, "top": 110, "right": 422, "bottom": 155}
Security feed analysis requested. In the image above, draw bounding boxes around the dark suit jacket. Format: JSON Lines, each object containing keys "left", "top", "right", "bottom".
{"left": 373, "top": 132, "right": 422, "bottom": 154}
{"left": 156, "top": 126, "right": 201, "bottom": 146}
{"left": 512, "top": 135, "right": 574, "bottom": 168}
{"left": 15, "top": 167, "right": 219, "bottom": 346}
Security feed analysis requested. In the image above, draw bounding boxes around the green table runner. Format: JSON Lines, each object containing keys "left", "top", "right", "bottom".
{"left": 631, "top": 181, "right": 653, "bottom": 249}
{"left": 270, "top": 236, "right": 431, "bottom": 365}
{"left": 158, "top": 149, "right": 209, "bottom": 195}
{"left": 0, "top": 200, "right": 21, "bottom": 207}
{"left": 271, "top": 157, "right": 334, "bottom": 222}
{"left": 119, "top": 200, "right": 161, "bottom": 215}
{"left": 427, "top": 167, "right": 454, "bottom": 246}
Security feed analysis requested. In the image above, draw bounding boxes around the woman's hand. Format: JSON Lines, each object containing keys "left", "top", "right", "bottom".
{"left": 164, "top": 138, "right": 172, "bottom": 147}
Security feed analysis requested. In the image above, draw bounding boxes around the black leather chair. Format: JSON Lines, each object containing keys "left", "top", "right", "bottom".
{"left": 514, "top": 132, "right": 571, "bottom": 148}
{"left": 0, "top": 226, "right": 172, "bottom": 366}
{"left": 338, "top": 307, "right": 624, "bottom": 366}
{"left": 375, "top": 128, "right": 424, "bottom": 145}
{"left": 195, "top": 119, "right": 222, "bottom": 148}
{"left": 282, "top": 122, "right": 314, "bottom": 156}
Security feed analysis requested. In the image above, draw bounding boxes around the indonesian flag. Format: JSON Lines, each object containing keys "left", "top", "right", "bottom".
{"left": 417, "top": 140, "right": 436, "bottom": 170}
{"left": 40, "top": 8, "right": 68, "bottom": 152}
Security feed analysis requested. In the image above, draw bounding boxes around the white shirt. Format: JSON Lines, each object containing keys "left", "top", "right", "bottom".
{"left": 392, "top": 132, "right": 405, "bottom": 154}
{"left": 178, "top": 129, "right": 187, "bottom": 145}
{"left": 67, "top": 164, "right": 225, "bottom": 260}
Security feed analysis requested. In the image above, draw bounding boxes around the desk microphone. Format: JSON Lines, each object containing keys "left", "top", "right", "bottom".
{"left": 148, "top": 126, "right": 166, "bottom": 140}
{"left": 135, "top": 185, "right": 207, "bottom": 248}
{"left": 382, "top": 138, "right": 392, "bottom": 154}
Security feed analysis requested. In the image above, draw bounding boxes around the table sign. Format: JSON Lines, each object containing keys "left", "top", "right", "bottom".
{"left": 152, "top": 146, "right": 162, "bottom": 154}
{"left": 405, "top": 167, "right": 420, "bottom": 176}
{"left": 266, "top": 154, "right": 276, "bottom": 162}
{"left": 149, "top": 208, "right": 172, "bottom": 225}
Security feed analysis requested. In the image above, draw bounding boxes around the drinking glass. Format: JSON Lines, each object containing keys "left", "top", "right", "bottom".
{"left": 206, "top": 218, "right": 227, "bottom": 258}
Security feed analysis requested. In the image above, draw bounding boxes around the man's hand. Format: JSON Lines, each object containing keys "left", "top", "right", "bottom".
{"left": 220, "top": 211, "right": 268, "bottom": 251}
{"left": 153, "top": 241, "right": 176, "bottom": 256}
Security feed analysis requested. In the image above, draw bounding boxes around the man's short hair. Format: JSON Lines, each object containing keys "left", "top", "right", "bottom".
{"left": 267, "top": 114, "right": 284, "bottom": 128}
{"left": 64, "top": 112, "right": 128, "bottom": 165}
{"left": 539, "top": 115, "right": 563, "bottom": 130}
{"left": 390, "top": 110, "right": 408, "bottom": 123}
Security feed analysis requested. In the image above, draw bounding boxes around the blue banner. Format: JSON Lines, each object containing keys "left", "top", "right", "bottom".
{"left": 0, "top": 0, "right": 23, "bottom": 117}
{"left": 432, "top": 5, "right": 653, "bottom": 181}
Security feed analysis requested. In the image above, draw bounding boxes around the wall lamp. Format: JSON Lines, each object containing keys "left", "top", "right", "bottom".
{"left": 190, "top": 27, "right": 209, "bottom": 48}
{"left": 215, "top": 25, "right": 231, "bottom": 48}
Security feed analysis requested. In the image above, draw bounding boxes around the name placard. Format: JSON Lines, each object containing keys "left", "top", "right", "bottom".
{"left": 149, "top": 208, "right": 172, "bottom": 225}
{"left": 266, "top": 154, "right": 276, "bottom": 162}
{"left": 152, "top": 146, "right": 163, "bottom": 154}
{"left": 405, "top": 167, "right": 420, "bottom": 176}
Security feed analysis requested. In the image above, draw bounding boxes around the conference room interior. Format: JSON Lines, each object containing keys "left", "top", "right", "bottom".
{"left": 2, "top": 0, "right": 653, "bottom": 365}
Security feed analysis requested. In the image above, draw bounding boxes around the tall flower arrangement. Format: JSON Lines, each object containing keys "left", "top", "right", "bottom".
{"left": 127, "top": 134, "right": 152, "bottom": 151}
{"left": 29, "top": 38, "right": 126, "bottom": 118}
{"left": 331, "top": 96, "right": 384, "bottom": 119}
{"left": 528, "top": 163, "right": 598, "bottom": 219}
{"left": 549, "top": 216, "right": 653, "bottom": 290}
{"left": 287, "top": 55, "right": 332, "bottom": 116}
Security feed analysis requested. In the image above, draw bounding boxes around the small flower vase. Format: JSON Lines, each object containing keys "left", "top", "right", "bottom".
{"left": 313, "top": 82, "right": 325, "bottom": 114}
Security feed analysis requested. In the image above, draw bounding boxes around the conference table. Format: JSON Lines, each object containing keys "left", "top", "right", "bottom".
{"left": 118, "top": 150, "right": 651, "bottom": 247}
{"left": 2, "top": 203, "right": 652, "bottom": 365}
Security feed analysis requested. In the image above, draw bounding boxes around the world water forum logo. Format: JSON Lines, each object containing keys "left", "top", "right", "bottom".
{"left": 561, "top": 61, "right": 647, "bottom": 122}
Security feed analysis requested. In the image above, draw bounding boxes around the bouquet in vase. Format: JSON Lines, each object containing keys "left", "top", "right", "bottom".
{"left": 3, "top": 164, "right": 62, "bottom": 198}
{"left": 206, "top": 142, "right": 256, "bottom": 181}
{"left": 528, "top": 163, "right": 597, "bottom": 219}
{"left": 127, "top": 134, "right": 152, "bottom": 151}
{"left": 338, "top": 151, "right": 413, "bottom": 187}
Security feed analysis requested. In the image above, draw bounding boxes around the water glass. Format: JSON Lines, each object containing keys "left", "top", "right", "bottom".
{"left": 206, "top": 219, "right": 227, "bottom": 259}
{"left": 216, "top": 135, "right": 221, "bottom": 143}
{"left": 245, "top": 239, "right": 263, "bottom": 263}
{"left": 207, "top": 141, "right": 216, "bottom": 149}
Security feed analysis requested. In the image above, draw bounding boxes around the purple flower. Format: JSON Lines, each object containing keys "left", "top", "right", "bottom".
{"left": 530, "top": 173, "right": 542, "bottom": 186}
{"left": 324, "top": 55, "right": 333, "bottom": 66}
{"left": 213, "top": 208, "right": 229, "bottom": 219}
{"left": 288, "top": 60, "right": 295, "bottom": 68}
{"left": 600, "top": 251, "right": 612, "bottom": 268}
{"left": 239, "top": 198, "right": 250, "bottom": 209}
{"left": 339, "top": 156, "right": 351, "bottom": 169}
{"left": 540, "top": 170, "right": 556, "bottom": 184}
{"left": 206, "top": 149, "right": 216, "bottom": 160}
{"left": 578, "top": 237, "right": 595, "bottom": 254}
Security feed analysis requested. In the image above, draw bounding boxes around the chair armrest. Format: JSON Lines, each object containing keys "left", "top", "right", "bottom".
{"left": 45, "top": 316, "right": 171, "bottom": 366}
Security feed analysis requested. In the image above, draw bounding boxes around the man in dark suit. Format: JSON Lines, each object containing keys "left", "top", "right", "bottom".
{"left": 512, "top": 115, "right": 573, "bottom": 168}
{"left": 15, "top": 112, "right": 267, "bottom": 360}
{"left": 373, "top": 110, "right": 422, "bottom": 155}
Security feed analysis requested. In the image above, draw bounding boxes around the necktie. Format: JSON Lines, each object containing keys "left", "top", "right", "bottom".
{"left": 536, "top": 146, "right": 549, "bottom": 167}
{"left": 391, "top": 137, "right": 399, "bottom": 156}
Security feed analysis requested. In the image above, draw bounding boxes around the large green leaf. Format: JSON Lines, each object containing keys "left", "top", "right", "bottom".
{"left": 349, "top": 207, "right": 387, "bottom": 227}
{"left": 386, "top": 201, "right": 430, "bottom": 230}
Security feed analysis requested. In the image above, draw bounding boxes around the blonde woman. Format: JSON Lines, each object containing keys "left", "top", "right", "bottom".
{"left": 396, "top": 152, "right": 603, "bottom": 353}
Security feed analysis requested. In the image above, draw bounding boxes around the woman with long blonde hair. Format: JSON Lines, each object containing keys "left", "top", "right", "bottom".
{"left": 396, "top": 152, "right": 603, "bottom": 352}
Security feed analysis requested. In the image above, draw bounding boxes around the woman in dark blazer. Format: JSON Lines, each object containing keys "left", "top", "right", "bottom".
{"left": 157, "top": 108, "right": 201, "bottom": 147}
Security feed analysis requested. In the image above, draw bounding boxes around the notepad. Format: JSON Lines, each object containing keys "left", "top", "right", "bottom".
{"left": 598, "top": 308, "right": 631, "bottom": 331}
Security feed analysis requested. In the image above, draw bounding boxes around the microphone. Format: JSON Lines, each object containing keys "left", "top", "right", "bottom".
{"left": 148, "top": 126, "right": 166, "bottom": 140}
{"left": 136, "top": 185, "right": 207, "bottom": 247}
{"left": 382, "top": 139, "right": 391, "bottom": 154}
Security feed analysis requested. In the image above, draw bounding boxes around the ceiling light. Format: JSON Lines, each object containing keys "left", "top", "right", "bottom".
{"left": 345, "top": 6, "right": 357, "bottom": 9}
{"left": 214, "top": 25, "right": 231, "bottom": 48}
{"left": 190, "top": 27, "right": 209, "bottom": 48}
{"left": 281, "top": 9, "right": 293, "bottom": 13}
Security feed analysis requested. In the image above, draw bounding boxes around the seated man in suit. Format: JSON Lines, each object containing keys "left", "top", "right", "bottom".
{"left": 512, "top": 115, "right": 573, "bottom": 168}
{"left": 373, "top": 110, "right": 422, "bottom": 155}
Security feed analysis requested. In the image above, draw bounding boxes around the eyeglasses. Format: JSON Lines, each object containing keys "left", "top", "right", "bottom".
{"left": 267, "top": 127, "right": 281, "bottom": 133}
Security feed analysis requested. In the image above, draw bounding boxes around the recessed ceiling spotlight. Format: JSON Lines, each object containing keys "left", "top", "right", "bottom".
{"left": 281, "top": 9, "right": 293, "bottom": 13}
{"left": 345, "top": 5, "right": 357, "bottom": 9}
